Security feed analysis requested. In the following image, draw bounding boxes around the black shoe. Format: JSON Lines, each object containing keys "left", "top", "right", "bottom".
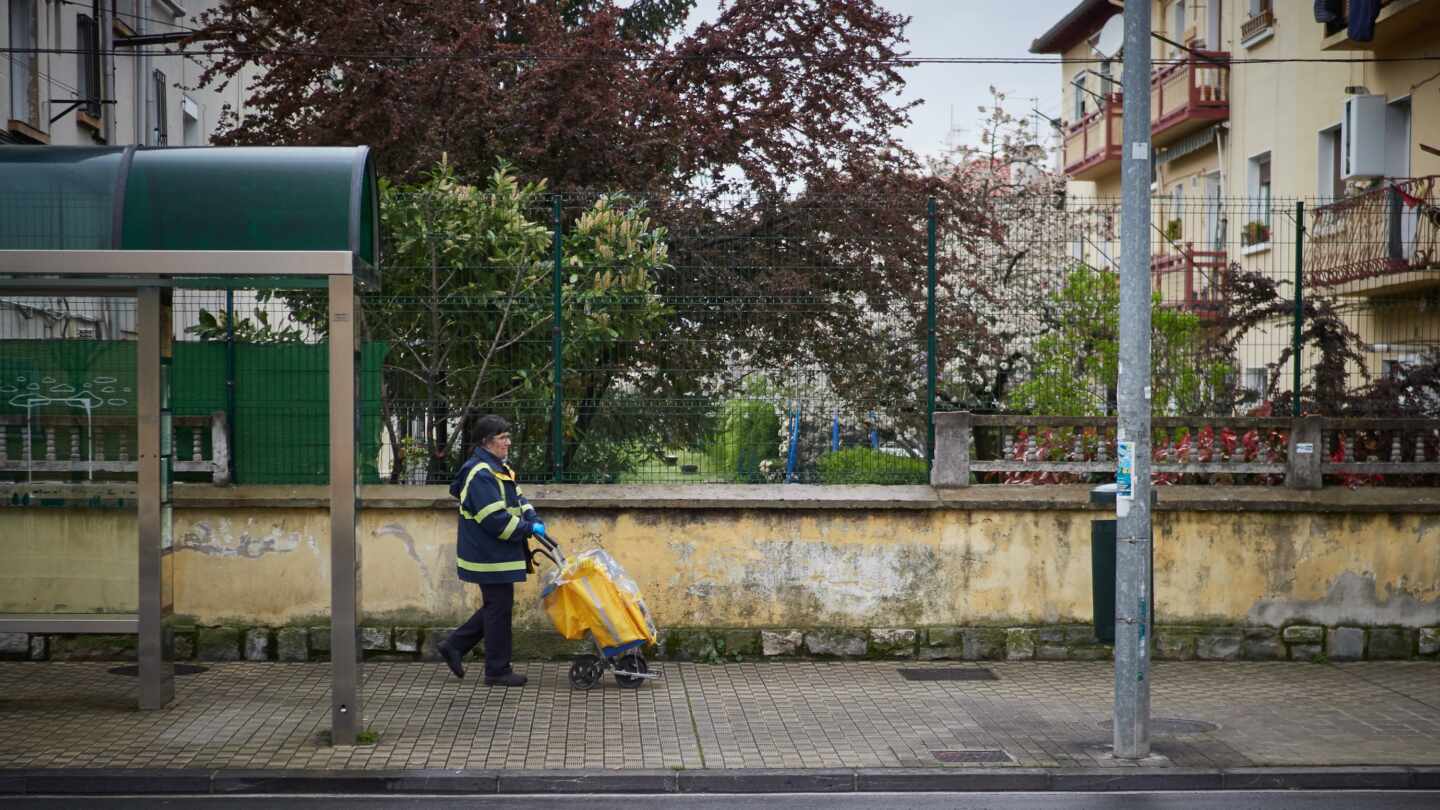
{"left": 484, "top": 671, "right": 527, "bottom": 687}
{"left": 438, "top": 642, "right": 466, "bottom": 679}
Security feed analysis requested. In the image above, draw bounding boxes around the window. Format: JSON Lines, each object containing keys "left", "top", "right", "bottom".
{"left": 8, "top": 0, "right": 40, "bottom": 128}
{"left": 77, "top": 14, "right": 102, "bottom": 120}
{"left": 1244, "top": 367, "right": 1268, "bottom": 399}
{"left": 1258, "top": 158, "right": 1271, "bottom": 223}
{"left": 1170, "top": 0, "right": 1187, "bottom": 51}
{"left": 1318, "top": 125, "right": 1343, "bottom": 200}
{"left": 1245, "top": 152, "right": 1272, "bottom": 246}
{"left": 1072, "top": 74, "right": 1087, "bottom": 121}
{"left": 150, "top": 69, "right": 168, "bottom": 145}
{"left": 182, "top": 94, "right": 202, "bottom": 146}
{"left": 1242, "top": 0, "right": 1275, "bottom": 46}
{"left": 1204, "top": 0, "right": 1223, "bottom": 49}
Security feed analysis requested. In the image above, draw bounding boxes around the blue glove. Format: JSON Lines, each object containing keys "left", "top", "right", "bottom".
{"left": 530, "top": 521, "right": 546, "bottom": 539}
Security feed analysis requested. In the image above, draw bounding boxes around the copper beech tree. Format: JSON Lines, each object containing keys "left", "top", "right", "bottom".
{"left": 193, "top": 0, "right": 917, "bottom": 193}
{"left": 191, "top": 1, "right": 1081, "bottom": 475}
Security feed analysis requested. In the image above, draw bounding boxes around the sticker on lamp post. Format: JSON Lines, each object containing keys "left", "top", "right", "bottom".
{"left": 1116, "top": 440, "right": 1135, "bottom": 517}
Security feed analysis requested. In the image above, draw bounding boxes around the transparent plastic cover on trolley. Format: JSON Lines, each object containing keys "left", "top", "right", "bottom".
{"left": 540, "top": 548, "right": 658, "bottom": 650}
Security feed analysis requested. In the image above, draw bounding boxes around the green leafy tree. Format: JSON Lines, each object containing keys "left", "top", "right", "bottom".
{"left": 1009, "top": 265, "right": 1231, "bottom": 417}
{"left": 184, "top": 307, "right": 304, "bottom": 344}
{"left": 275, "top": 160, "right": 672, "bottom": 479}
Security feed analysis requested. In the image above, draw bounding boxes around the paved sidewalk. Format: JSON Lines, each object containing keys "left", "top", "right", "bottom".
{"left": 1, "top": 660, "right": 1436, "bottom": 774}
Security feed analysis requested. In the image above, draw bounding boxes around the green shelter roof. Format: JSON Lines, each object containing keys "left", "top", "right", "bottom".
{"left": 0, "top": 145, "right": 378, "bottom": 274}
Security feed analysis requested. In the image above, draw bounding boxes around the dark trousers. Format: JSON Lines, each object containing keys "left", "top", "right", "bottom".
{"left": 445, "top": 582, "right": 515, "bottom": 677}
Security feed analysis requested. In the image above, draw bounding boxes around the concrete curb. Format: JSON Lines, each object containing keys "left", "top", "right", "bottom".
{"left": 2, "top": 766, "right": 1438, "bottom": 795}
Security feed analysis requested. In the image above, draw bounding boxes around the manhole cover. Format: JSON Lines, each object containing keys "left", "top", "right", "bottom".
{"left": 932, "top": 749, "right": 1012, "bottom": 764}
{"left": 1099, "top": 717, "right": 1218, "bottom": 734}
{"left": 107, "top": 664, "right": 209, "bottom": 677}
{"left": 898, "top": 668, "right": 997, "bottom": 682}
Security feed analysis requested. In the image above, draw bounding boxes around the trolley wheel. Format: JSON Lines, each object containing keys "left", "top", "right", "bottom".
{"left": 569, "top": 655, "right": 604, "bottom": 690}
{"left": 614, "top": 652, "right": 648, "bottom": 689}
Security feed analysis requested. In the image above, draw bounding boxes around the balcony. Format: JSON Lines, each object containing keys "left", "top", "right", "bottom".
{"left": 1306, "top": 176, "right": 1440, "bottom": 294}
{"left": 1063, "top": 53, "right": 1229, "bottom": 179}
{"left": 1149, "top": 51, "right": 1230, "bottom": 148}
{"left": 1240, "top": 8, "right": 1275, "bottom": 46}
{"left": 1152, "top": 245, "right": 1228, "bottom": 318}
{"left": 1062, "top": 94, "right": 1122, "bottom": 180}
{"left": 1322, "top": 0, "right": 1440, "bottom": 51}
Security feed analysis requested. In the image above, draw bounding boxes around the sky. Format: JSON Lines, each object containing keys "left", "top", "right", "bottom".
{"left": 685, "top": 0, "right": 1082, "bottom": 162}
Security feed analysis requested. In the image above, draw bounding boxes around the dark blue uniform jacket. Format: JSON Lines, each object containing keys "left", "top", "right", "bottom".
{"left": 450, "top": 448, "right": 537, "bottom": 584}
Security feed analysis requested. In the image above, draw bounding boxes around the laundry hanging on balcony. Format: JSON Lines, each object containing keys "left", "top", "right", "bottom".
{"left": 1346, "top": 0, "right": 1382, "bottom": 42}
{"left": 1312, "top": 0, "right": 1342, "bottom": 25}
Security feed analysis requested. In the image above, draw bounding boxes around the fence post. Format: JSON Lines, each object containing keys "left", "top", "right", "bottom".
{"left": 225, "top": 286, "right": 237, "bottom": 483}
{"left": 1387, "top": 184, "right": 1403, "bottom": 262}
{"left": 931, "top": 411, "right": 971, "bottom": 488}
{"left": 1293, "top": 200, "right": 1304, "bottom": 417}
{"left": 551, "top": 195, "right": 564, "bottom": 483}
{"left": 1286, "top": 415, "right": 1323, "bottom": 489}
{"left": 926, "top": 197, "right": 938, "bottom": 470}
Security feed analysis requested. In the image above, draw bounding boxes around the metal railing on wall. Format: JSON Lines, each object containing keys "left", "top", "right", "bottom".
{"left": 5, "top": 186, "right": 1438, "bottom": 488}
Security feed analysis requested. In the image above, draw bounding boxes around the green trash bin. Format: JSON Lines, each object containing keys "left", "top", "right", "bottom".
{"left": 1090, "top": 484, "right": 1155, "bottom": 644}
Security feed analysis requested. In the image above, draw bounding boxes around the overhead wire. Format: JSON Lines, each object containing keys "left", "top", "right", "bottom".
{"left": 2, "top": 45, "right": 1439, "bottom": 66}
{"left": 53, "top": 0, "right": 204, "bottom": 35}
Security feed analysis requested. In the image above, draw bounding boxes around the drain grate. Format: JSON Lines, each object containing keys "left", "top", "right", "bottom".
{"left": 932, "top": 749, "right": 1012, "bottom": 764}
{"left": 1099, "top": 717, "right": 1219, "bottom": 734}
{"left": 898, "top": 668, "right": 997, "bottom": 682}
{"left": 107, "top": 664, "right": 209, "bottom": 677}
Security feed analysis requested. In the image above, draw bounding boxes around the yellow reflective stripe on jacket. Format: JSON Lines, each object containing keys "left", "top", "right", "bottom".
{"left": 463, "top": 499, "right": 509, "bottom": 522}
{"left": 456, "top": 463, "right": 492, "bottom": 520}
{"left": 457, "top": 558, "right": 527, "bottom": 573}
{"left": 498, "top": 514, "right": 521, "bottom": 540}
{"left": 458, "top": 460, "right": 526, "bottom": 538}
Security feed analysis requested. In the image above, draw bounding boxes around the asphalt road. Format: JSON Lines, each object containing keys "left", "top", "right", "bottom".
{"left": 5, "top": 793, "right": 1436, "bottom": 809}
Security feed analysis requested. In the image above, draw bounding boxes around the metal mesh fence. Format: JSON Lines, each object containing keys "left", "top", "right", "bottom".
{"left": 4, "top": 179, "right": 1437, "bottom": 486}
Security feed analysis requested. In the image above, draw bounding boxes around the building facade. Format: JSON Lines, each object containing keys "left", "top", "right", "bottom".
{"left": 4, "top": 0, "right": 250, "bottom": 148}
{"left": 3, "top": 1, "right": 270, "bottom": 340}
{"left": 1033, "top": 0, "right": 1440, "bottom": 406}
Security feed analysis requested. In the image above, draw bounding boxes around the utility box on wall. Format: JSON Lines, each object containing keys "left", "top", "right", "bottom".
{"left": 1342, "top": 94, "right": 1387, "bottom": 179}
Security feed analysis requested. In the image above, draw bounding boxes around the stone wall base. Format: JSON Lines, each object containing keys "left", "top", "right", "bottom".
{"left": 4, "top": 624, "right": 1438, "bottom": 664}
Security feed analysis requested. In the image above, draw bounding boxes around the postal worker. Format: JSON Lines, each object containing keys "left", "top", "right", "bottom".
{"left": 437, "top": 414, "right": 543, "bottom": 686}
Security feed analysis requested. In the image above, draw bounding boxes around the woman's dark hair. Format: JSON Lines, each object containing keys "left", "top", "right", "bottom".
{"left": 465, "top": 413, "right": 512, "bottom": 452}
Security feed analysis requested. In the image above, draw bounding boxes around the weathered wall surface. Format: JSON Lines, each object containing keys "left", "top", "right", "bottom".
{"left": 4, "top": 485, "right": 1437, "bottom": 630}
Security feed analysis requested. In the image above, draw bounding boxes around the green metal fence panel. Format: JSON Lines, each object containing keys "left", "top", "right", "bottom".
{"left": 0, "top": 338, "right": 386, "bottom": 484}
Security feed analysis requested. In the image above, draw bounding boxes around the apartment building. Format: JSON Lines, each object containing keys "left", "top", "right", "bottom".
{"left": 3, "top": 1, "right": 268, "bottom": 340}
{"left": 4, "top": 1, "right": 249, "bottom": 148}
{"left": 1033, "top": 0, "right": 1440, "bottom": 401}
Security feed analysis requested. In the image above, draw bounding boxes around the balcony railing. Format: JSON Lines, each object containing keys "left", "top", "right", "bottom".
{"left": 1149, "top": 51, "right": 1229, "bottom": 146}
{"left": 1151, "top": 244, "right": 1228, "bottom": 318}
{"left": 1061, "top": 94, "right": 1122, "bottom": 180}
{"left": 1063, "top": 53, "right": 1229, "bottom": 178}
{"left": 1241, "top": 8, "right": 1275, "bottom": 42}
{"left": 1306, "top": 176, "right": 1440, "bottom": 289}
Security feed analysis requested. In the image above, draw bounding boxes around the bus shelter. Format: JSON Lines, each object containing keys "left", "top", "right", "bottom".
{"left": 0, "top": 145, "right": 378, "bottom": 744}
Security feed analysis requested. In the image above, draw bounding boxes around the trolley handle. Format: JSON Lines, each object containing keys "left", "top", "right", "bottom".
{"left": 532, "top": 529, "right": 565, "bottom": 563}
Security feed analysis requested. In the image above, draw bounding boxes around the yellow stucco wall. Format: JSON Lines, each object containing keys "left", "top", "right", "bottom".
{"left": 5, "top": 492, "right": 1437, "bottom": 629}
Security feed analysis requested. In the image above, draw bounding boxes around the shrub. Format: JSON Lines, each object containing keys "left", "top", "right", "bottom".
{"left": 816, "top": 447, "right": 928, "bottom": 485}
{"left": 707, "top": 398, "right": 781, "bottom": 482}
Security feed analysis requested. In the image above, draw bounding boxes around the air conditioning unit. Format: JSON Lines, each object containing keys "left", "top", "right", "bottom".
{"left": 1342, "top": 94, "right": 1387, "bottom": 179}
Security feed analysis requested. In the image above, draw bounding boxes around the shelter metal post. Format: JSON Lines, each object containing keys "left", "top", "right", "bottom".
{"left": 328, "top": 273, "right": 361, "bottom": 745}
{"left": 137, "top": 286, "right": 175, "bottom": 710}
